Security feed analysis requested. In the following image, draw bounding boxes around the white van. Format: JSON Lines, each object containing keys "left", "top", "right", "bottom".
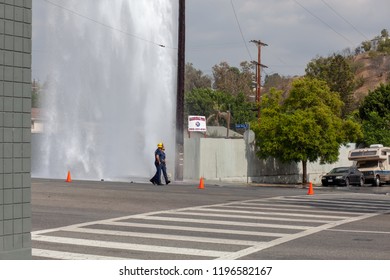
{"left": 348, "top": 144, "right": 390, "bottom": 186}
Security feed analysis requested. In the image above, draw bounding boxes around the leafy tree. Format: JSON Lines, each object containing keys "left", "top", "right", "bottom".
{"left": 358, "top": 83, "right": 390, "bottom": 146}
{"left": 377, "top": 37, "right": 390, "bottom": 54}
{"left": 231, "top": 92, "right": 257, "bottom": 125}
{"left": 361, "top": 112, "right": 390, "bottom": 147}
{"left": 185, "top": 88, "right": 256, "bottom": 127}
{"left": 263, "top": 73, "right": 292, "bottom": 98}
{"left": 253, "top": 78, "right": 362, "bottom": 184}
{"left": 184, "top": 61, "right": 258, "bottom": 129}
{"left": 381, "top": 29, "right": 389, "bottom": 38}
{"left": 185, "top": 63, "right": 212, "bottom": 93}
{"left": 184, "top": 88, "right": 217, "bottom": 119}
{"left": 212, "top": 61, "right": 254, "bottom": 98}
{"left": 305, "top": 54, "right": 356, "bottom": 117}
{"left": 32, "top": 79, "right": 46, "bottom": 108}
{"left": 362, "top": 41, "right": 372, "bottom": 52}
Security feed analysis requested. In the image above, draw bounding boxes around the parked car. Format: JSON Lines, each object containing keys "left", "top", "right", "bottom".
{"left": 321, "top": 166, "right": 365, "bottom": 186}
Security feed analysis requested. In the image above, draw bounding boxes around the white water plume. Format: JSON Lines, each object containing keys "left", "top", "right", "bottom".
{"left": 33, "top": 0, "right": 178, "bottom": 181}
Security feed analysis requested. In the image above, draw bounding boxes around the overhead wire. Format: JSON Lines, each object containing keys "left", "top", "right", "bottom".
{"left": 292, "top": 0, "right": 355, "bottom": 45}
{"left": 230, "top": 1, "right": 280, "bottom": 78}
{"left": 230, "top": 0, "right": 253, "bottom": 61}
{"left": 319, "top": 0, "right": 369, "bottom": 41}
{"left": 41, "top": 0, "right": 174, "bottom": 49}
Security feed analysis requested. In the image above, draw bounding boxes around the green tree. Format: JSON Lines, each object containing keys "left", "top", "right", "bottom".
{"left": 231, "top": 92, "right": 257, "bottom": 125}
{"left": 31, "top": 79, "right": 48, "bottom": 108}
{"left": 212, "top": 61, "right": 254, "bottom": 98}
{"left": 362, "top": 41, "right": 372, "bottom": 52}
{"left": 358, "top": 83, "right": 390, "bottom": 146}
{"left": 377, "top": 37, "right": 390, "bottom": 54}
{"left": 185, "top": 63, "right": 212, "bottom": 93}
{"left": 253, "top": 78, "right": 362, "bottom": 184}
{"left": 305, "top": 54, "right": 356, "bottom": 117}
{"left": 184, "top": 61, "right": 258, "bottom": 130}
{"left": 381, "top": 29, "right": 389, "bottom": 39}
{"left": 184, "top": 87, "right": 256, "bottom": 129}
{"left": 184, "top": 88, "right": 217, "bottom": 119}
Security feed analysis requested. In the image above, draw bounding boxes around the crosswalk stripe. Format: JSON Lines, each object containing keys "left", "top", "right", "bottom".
{"left": 102, "top": 221, "right": 287, "bottom": 237}
{"left": 69, "top": 227, "right": 262, "bottom": 246}
{"left": 217, "top": 210, "right": 385, "bottom": 260}
{"left": 32, "top": 249, "right": 127, "bottom": 260}
{"left": 137, "top": 215, "right": 312, "bottom": 230}
{"left": 193, "top": 207, "right": 352, "bottom": 219}
{"left": 165, "top": 210, "right": 337, "bottom": 223}
{"left": 32, "top": 194, "right": 390, "bottom": 260}
{"left": 214, "top": 204, "right": 363, "bottom": 215}
{"left": 32, "top": 235, "right": 228, "bottom": 257}
{"left": 273, "top": 197, "right": 390, "bottom": 210}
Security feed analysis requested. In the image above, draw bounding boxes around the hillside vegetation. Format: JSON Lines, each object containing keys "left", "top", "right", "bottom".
{"left": 353, "top": 52, "right": 390, "bottom": 102}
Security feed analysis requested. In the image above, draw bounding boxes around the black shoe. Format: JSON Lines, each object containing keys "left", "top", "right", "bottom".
{"left": 166, "top": 180, "right": 171, "bottom": 185}
{"left": 149, "top": 179, "right": 156, "bottom": 185}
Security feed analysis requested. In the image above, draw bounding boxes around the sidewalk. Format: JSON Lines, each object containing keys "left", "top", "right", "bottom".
{"left": 180, "top": 178, "right": 306, "bottom": 189}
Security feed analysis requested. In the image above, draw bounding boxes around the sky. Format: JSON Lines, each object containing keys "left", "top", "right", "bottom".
{"left": 185, "top": 0, "right": 390, "bottom": 77}
{"left": 32, "top": 0, "right": 390, "bottom": 80}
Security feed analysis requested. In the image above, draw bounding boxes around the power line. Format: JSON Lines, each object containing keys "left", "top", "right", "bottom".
{"left": 230, "top": 0, "right": 253, "bottom": 61}
{"left": 41, "top": 0, "right": 172, "bottom": 49}
{"left": 320, "top": 0, "right": 369, "bottom": 40}
{"left": 293, "top": 0, "right": 355, "bottom": 45}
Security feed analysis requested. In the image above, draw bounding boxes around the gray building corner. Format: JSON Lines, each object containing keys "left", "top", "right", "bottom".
{"left": 0, "top": 0, "right": 32, "bottom": 260}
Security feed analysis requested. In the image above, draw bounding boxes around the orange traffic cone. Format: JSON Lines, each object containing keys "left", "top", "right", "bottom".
{"left": 307, "top": 182, "right": 314, "bottom": 195}
{"left": 65, "top": 171, "right": 72, "bottom": 183}
{"left": 198, "top": 177, "right": 204, "bottom": 189}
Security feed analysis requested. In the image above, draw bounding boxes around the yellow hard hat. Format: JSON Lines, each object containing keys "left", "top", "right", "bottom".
{"left": 157, "top": 142, "right": 163, "bottom": 148}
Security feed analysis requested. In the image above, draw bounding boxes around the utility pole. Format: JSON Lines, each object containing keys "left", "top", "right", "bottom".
{"left": 250, "top": 40, "right": 267, "bottom": 120}
{"left": 175, "top": 0, "right": 185, "bottom": 181}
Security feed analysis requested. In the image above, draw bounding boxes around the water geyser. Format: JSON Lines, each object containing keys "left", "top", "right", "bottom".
{"left": 32, "top": 0, "right": 178, "bottom": 181}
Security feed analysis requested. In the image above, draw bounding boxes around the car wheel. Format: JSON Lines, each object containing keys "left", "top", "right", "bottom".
{"left": 373, "top": 176, "right": 381, "bottom": 187}
{"left": 359, "top": 177, "right": 364, "bottom": 187}
{"left": 345, "top": 177, "right": 350, "bottom": 187}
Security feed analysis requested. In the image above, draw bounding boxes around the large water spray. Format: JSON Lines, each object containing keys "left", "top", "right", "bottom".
{"left": 32, "top": 0, "right": 178, "bottom": 181}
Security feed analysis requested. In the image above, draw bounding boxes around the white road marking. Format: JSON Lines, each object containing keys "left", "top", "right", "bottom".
{"left": 32, "top": 194, "right": 390, "bottom": 260}
{"left": 192, "top": 207, "right": 352, "bottom": 219}
{"left": 32, "top": 249, "right": 127, "bottom": 260}
{"left": 213, "top": 204, "right": 363, "bottom": 215}
{"left": 32, "top": 235, "right": 228, "bottom": 258}
{"left": 102, "top": 221, "right": 287, "bottom": 237}
{"left": 163, "top": 210, "right": 337, "bottom": 223}
{"left": 216, "top": 210, "right": 387, "bottom": 260}
{"left": 69, "top": 227, "right": 262, "bottom": 246}
{"left": 136, "top": 215, "right": 312, "bottom": 230}
{"left": 272, "top": 197, "right": 390, "bottom": 210}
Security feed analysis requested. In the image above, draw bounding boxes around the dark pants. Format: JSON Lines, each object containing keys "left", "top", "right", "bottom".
{"left": 161, "top": 163, "right": 169, "bottom": 183}
{"left": 151, "top": 162, "right": 162, "bottom": 184}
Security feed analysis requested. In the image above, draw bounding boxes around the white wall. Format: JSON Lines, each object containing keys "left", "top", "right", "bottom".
{"left": 184, "top": 138, "right": 356, "bottom": 184}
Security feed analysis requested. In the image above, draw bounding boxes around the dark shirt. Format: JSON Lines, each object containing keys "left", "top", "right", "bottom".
{"left": 160, "top": 150, "right": 166, "bottom": 164}
{"left": 155, "top": 148, "right": 163, "bottom": 164}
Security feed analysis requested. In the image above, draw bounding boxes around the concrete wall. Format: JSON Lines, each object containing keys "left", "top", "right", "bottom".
{"left": 0, "top": 0, "right": 32, "bottom": 259}
{"left": 184, "top": 138, "right": 355, "bottom": 185}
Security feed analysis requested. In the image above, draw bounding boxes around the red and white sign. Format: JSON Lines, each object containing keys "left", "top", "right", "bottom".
{"left": 188, "top": 115, "right": 207, "bottom": 132}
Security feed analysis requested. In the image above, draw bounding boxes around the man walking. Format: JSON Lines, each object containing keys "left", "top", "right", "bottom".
{"left": 150, "top": 143, "right": 164, "bottom": 185}
{"left": 160, "top": 145, "right": 171, "bottom": 185}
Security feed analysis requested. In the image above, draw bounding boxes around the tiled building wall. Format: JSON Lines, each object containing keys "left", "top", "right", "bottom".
{"left": 0, "top": 0, "right": 32, "bottom": 259}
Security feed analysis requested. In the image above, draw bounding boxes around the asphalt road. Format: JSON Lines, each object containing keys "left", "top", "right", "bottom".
{"left": 31, "top": 178, "right": 390, "bottom": 260}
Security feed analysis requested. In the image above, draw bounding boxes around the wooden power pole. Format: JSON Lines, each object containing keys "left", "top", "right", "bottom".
{"left": 250, "top": 40, "right": 267, "bottom": 120}
{"left": 175, "top": 0, "right": 185, "bottom": 181}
